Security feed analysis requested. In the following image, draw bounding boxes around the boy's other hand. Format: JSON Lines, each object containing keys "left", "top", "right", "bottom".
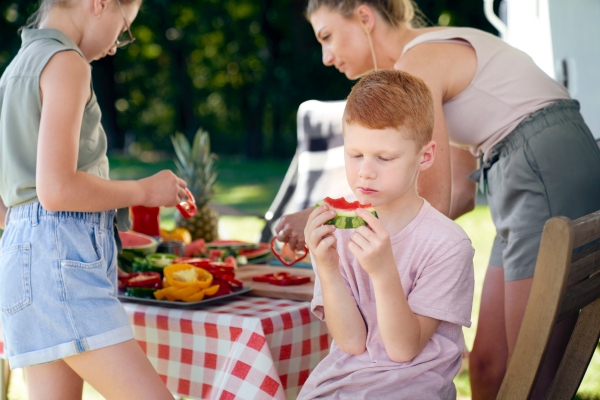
{"left": 305, "top": 205, "right": 339, "bottom": 272}
{"left": 348, "top": 209, "right": 396, "bottom": 277}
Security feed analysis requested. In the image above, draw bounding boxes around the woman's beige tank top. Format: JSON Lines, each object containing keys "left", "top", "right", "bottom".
{"left": 402, "top": 27, "right": 570, "bottom": 159}
{"left": 0, "top": 29, "right": 109, "bottom": 208}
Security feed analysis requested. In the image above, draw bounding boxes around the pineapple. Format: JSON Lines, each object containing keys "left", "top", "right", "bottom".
{"left": 171, "top": 129, "right": 219, "bottom": 242}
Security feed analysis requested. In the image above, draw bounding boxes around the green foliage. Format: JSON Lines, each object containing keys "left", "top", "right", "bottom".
{"left": 0, "top": 1, "right": 495, "bottom": 158}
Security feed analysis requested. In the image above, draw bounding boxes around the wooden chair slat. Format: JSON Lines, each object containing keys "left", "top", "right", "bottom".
{"left": 558, "top": 271, "right": 600, "bottom": 322}
{"left": 568, "top": 241, "right": 600, "bottom": 286}
{"left": 572, "top": 210, "right": 600, "bottom": 249}
{"left": 546, "top": 298, "right": 600, "bottom": 400}
{"left": 497, "top": 218, "right": 573, "bottom": 400}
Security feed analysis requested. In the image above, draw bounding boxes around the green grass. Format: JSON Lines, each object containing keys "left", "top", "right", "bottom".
{"left": 4, "top": 156, "right": 600, "bottom": 398}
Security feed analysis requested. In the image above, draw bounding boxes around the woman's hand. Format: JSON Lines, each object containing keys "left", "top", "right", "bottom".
{"left": 304, "top": 205, "right": 339, "bottom": 273}
{"left": 274, "top": 208, "right": 312, "bottom": 251}
{"left": 137, "top": 170, "right": 188, "bottom": 208}
{"left": 348, "top": 209, "right": 396, "bottom": 277}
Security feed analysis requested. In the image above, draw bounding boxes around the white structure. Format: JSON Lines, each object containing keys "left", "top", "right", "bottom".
{"left": 485, "top": 0, "right": 600, "bottom": 139}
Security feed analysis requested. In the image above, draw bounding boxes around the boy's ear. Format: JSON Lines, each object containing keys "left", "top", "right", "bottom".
{"left": 419, "top": 140, "right": 436, "bottom": 171}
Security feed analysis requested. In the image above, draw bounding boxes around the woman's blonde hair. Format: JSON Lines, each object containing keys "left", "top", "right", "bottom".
{"left": 305, "top": 0, "right": 425, "bottom": 28}
{"left": 21, "top": 0, "right": 140, "bottom": 31}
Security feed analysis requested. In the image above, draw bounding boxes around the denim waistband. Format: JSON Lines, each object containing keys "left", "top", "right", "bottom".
{"left": 489, "top": 99, "right": 581, "bottom": 160}
{"left": 6, "top": 202, "right": 115, "bottom": 230}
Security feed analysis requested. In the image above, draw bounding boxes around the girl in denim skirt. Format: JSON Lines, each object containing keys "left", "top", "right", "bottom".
{"left": 0, "top": 1, "right": 182, "bottom": 398}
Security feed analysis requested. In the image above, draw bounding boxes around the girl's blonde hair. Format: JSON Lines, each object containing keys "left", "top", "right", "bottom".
{"left": 21, "top": 0, "right": 140, "bottom": 31}
{"left": 305, "top": 0, "right": 426, "bottom": 28}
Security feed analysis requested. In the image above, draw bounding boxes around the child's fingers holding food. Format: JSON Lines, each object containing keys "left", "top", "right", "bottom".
{"left": 356, "top": 208, "right": 384, "bottom": 233}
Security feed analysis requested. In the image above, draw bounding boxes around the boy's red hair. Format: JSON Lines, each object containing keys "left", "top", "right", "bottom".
{"left": 344, "top": 70, "right": 434, "bottom": 149}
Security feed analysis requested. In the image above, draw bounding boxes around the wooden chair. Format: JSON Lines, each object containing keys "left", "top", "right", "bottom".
{"left": 497, "top": 210, "right": 600, "bottom": 399}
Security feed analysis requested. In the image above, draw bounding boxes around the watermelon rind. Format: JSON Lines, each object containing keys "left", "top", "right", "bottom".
{"left": 315, "top": 199, "right": 378, "bottom": 229}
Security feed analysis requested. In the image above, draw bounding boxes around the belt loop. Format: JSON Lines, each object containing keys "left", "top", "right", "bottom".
{"left": 31, "top": 203, "right": 39, "bottom": 227}
{"left": 99, "top": 211, "right": 106, "bottom": 230}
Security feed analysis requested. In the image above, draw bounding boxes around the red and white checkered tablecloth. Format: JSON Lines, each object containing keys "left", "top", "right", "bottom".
{"left": 123, "top": 296, "right": 331, "bottom": 400}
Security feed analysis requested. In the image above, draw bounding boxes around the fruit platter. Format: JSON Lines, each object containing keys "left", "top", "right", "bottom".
{"left": 116, "top": 231, "right": 260, "bottom": 308}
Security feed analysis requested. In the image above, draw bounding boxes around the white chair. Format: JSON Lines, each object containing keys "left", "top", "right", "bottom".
{"left": 261, "top": 100, "right": 353, "bottom": 241}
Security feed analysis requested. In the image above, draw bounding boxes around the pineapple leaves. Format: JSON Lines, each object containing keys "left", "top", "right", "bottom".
{"left": 171, "top": 129, "right": 218, "bottom": 209}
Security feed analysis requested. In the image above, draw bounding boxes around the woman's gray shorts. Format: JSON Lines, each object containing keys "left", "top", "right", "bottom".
{"left": 482, "top": 100, "right": 600, "bottom": 281}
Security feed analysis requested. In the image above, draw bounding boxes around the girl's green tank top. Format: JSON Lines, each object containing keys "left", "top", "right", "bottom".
{"left": 0, "top": 28, "right": 110, "bottom": 208}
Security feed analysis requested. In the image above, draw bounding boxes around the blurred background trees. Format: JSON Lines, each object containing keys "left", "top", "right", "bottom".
{"left": 0, "top": 0, "right": 496, "bottom": 159}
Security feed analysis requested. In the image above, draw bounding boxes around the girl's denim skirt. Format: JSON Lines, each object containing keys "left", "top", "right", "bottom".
{"left": 0, "top": 202, "right": 134, "bottom": 369}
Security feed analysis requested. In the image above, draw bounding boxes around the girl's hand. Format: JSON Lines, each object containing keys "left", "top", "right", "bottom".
{"left": 138, "top": 170, "right": 188, "bottom": 207}
{"left": 304, "top": 205, "right": 339, "bottom": 272}
{"left": 348, "top": 209, "right": 396, "bottom": 278}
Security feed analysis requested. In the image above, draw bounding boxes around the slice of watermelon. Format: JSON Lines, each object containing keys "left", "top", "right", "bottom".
{"left": 118, "top": 231, "right": 159, "bottom": 272}
{"left": 315, "top": 197, "right": 378, "bottom": 229}
{"left": 239, "top": 243, "right": 272, "bottom": 260}
{"left": 206, "top": 240, "right": 259, "bottom": 250}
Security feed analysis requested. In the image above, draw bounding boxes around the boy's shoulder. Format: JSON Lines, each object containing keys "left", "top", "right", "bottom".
{"left": 402, "top": 201, "right": 472, "bottom": 253}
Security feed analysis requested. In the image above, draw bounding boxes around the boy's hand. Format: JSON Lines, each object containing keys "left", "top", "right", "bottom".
{"left": 138, "top": 170, "right": 188, "bottom": 207}
{"left": 348, "top": 209, "right": 396, "bottom": 277}
{"left": 304, "top": 205, "right": 339, "bottom": 272}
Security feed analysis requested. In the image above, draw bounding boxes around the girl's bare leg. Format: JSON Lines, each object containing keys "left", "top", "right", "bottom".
{"left": 469, "top": 266, "right": 507, "bottom": 400}
{"left": 24, "top": 360, "right": 84, "bottom": 400}
{"left": 63, "top": 339, "right": 173, "bottom": 400}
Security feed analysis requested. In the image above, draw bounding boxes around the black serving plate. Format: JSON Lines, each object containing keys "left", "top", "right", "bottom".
{"left": 118, "top": 286, "right": 252, "bottom": 308}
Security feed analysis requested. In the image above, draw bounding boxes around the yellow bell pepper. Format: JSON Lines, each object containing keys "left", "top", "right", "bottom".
{"left": 203, "top": 285, "right": 220, "bottom": 297}
{"left": 154, "top": 286, "right": 177, "bottom": 300}
{"left": 164, "top": 264, "right": 213, "bottom": 289}
{"left": 160, "top": 228, "right": 192, "bottom": 244}
{"left": 182, "top": 291, "right": 205, "bottom": 302}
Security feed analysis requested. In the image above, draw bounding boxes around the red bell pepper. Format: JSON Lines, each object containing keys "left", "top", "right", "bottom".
{"left": 124, "top": 272, "right": 162, "bottom": 288}
{"left": 177, "top": 188, "right": 198, "bottom": 219}
{"left": 252, "top": 272, "right": 311, "bottom": 286}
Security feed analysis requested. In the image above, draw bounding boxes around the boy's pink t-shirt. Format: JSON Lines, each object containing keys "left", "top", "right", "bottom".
{"left": 298, "top": 201, "right": 475, "bottom": 400}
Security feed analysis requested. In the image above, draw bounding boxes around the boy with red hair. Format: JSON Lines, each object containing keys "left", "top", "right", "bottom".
{"left": 300, "top": 70, "right": 475, "bottom": 399}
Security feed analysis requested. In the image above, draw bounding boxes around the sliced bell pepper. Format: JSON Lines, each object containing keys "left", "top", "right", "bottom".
{"left": 164, "top": 264, "right": 213, "bottom": 289}
{"left": 145, "top": 253, "right": 177, "bottom": 274}
{"left": 182, "top": 290, "right": 205, "bottom": 302}
{"left": 203, "top": 284, "right": 220, "bottom": 296}
{"left": 125, "top": 272, "right": 162, "bottom": 288}
{"left": 173, "top": 257, "right": 213, "bottom": 268}
{"left": 252, "top": 272, "right": 311, "bottom": 286}
{"left": 160, "top": 227, "right": 192, "bottom": 244}
{"left": 153, "top": 286, "right": 177, "bottom": 300}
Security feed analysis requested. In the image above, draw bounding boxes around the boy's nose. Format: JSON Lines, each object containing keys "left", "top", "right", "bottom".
{"left": 108, "top": 46, "right": 117, "bottom": 56}
{"left": 358, "top": 162, "right": 376, "bottom": 179}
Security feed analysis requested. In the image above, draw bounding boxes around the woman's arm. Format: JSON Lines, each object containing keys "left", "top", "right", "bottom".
{"left": 394, "top": 54, "right": 452, "bottom": 216}
{"left": 449, "top": 146, "right": 477, "bottom": 220}
{"left": 36, "top": 51, "right": 186, "bottom": 212}
{"left": 0, "top": 197, "right": 7, "bottom": 230}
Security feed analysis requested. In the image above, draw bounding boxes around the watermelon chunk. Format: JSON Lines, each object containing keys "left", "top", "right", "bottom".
{"left": 118, "top": 231, "right": 159, "bottom": 272}
{"left": 315, "top": 197, "right": 378, "bottom": 229}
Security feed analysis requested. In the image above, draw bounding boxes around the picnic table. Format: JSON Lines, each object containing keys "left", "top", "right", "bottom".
{"left": 0, "top": 295, "right": 330, "bottom": 400}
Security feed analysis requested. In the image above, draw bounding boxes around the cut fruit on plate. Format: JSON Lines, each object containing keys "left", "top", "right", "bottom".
{"left": 207, "top": 240, "right": 258, "bottom": 249}
{"left": 118, "top": 231, "right": 159, "bottom": 272}
{"left": 315, "top": 197, "right": 378, "bottom": 229}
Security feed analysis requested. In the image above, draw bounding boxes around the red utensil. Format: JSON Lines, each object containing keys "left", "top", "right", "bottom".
{"left": 270, "top": 237, "right": 309, "bottom": 267}
{"left": 177, "top": 188, "right": 198, "bottom": 219}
